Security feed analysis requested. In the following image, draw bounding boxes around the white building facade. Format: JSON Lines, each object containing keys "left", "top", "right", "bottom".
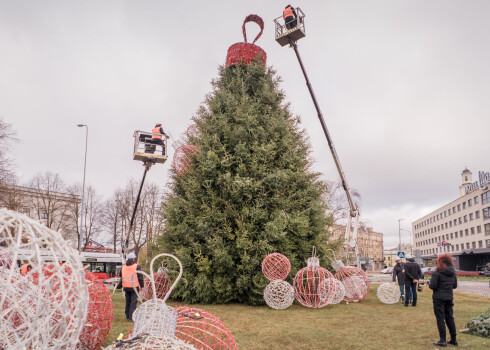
{"left": 412, "top": 168, "right": 490, "bottom": 270}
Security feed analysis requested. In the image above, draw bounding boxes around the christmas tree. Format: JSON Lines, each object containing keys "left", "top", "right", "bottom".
{"left": 157, "top": 15, "right": 339, "bottom": 305}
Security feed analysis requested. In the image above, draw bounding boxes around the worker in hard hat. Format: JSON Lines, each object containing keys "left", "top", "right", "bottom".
{"left": 152, "top": 123, "right": 169, "bottom": 156}
{"left": 119, "top": 252, "right": 145, "bottom": 322}
{"left": 283, "top": 4, "right": 297, "bottom": 30}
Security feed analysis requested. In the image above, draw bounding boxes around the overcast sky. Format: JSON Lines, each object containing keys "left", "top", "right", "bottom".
{"left": 1, "top": 1, "right": 489, "bottom": 250}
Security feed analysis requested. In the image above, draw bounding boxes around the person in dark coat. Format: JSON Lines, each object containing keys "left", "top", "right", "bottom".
{"left": 118, "top": 252, "right": 145, "bottom": 322}
{"left": 403, "top": 253, "right": 422, "bottom": 307}
{"left": 429, "top": 253, "right": 458, "bottom": 347}
{"left": 392, "top": 256, "right": 406, "bottom": 302}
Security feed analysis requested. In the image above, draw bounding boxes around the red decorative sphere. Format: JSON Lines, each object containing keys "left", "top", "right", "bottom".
{"left": 334, "top": 266, "right": 370, "bottom": 302}
{"left": 293, "top": 266, "right": 335, "bottom": 308}
{"left": 173, "top": 144, "right": 200, "bottom": 175}
{"left": 261, "top": 253, "right": 291, "bottom": 281}
{"left": 175, "top": 306, "right": 237, "bottom": 350}
{"left": 140, "top": 271, "right": 171, "bottom": 300}
{"left": 78, "top": 271, "right": 114, "bottom": 350}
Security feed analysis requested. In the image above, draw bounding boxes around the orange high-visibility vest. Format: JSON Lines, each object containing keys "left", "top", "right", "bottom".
{"left": 283, "top": 7, "right": 294, "bottom": 20}
{"left": 20, "top": 263, "right": 29, "bottom": 276}
{"left": 121, "top": 264, "right": 139, "bottom": 288}
{"left": 152, "top": 127, "right": 162, "bottom": 140}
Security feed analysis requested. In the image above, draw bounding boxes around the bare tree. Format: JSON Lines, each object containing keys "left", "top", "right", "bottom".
{"left": 67, "top": 184, "right": 104, "bottom": 249}
{"left": 0, "top": 118, "right": 17, "bottom": 185}
{"left": 324, "top": 180, "right": 362, "bottom": 225}
{"left": 28, "top": 172, "right": 79, "bottom": 241}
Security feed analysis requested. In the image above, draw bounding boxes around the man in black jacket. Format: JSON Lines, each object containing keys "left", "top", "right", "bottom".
{"left": 392, "top": 256, "right": 405, "bottom": 302}
{"left": 404, "top": 253, "right": 422, "bottom": 307}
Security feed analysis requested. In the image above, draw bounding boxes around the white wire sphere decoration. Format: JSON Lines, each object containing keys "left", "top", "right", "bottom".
{"left": 376, "top": 283, "right": 401, "bottom": 304}
{"left": 0, "top": 208, "right": 89, "bottom": 349}
{"left": 264, "top": 280, "right": 295, "bottom": 309}
{"left": 293, "top": 265, "right": 335, "bottom": 308}
{"left": 132, "top": 299, "right": 178, "bottom": 339}
{"left": 320, "top": 278, "right": 346, "bottom": 305}
{"left": 103, "top": 334, "right": 197, "bottom": 350}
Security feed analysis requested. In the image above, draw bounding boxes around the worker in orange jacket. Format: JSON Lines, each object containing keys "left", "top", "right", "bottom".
{"left": 118, "top": 252, "right": 145, "bottom": 322}
{"left": 283, "top": 5, "right": 297, "bottom": 30}
{"left": 151, "top": 123, "right": 169, "bottom": 156}
{"left": 20, "top": 261, "right": 32, "bottom": 276}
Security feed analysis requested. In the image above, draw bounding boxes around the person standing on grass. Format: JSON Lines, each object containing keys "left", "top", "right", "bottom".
{"left": 429, "top": 253, "right": 458, "bottom": 347}
{"left": 392, "top": 256, "right": 406, "bottom": 302}
{"left": 403, "top": 253, "right": 421, "bottom": 307}
{"left": 118, "top": 252, "right": 145, "bottom": 322}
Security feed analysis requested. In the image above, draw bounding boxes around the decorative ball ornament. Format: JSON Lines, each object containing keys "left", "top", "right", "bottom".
{"left": 174, "top": 144, "right": 200, "bottom": 175}
{"left": 132, "top": 254, "right": 183, "bottom": 340}
{"left": 377, "top": 283, "right": 401, "bottom": 304}
{"left": 140, "top": 271, "right": 171, "bottom": 300}
{"left": 77, "top": 271, "right": 114, "bottom": 350}
{"left": 261, "top": 252, "right": 291, "bottom": 281}
{"left": 175, "top": 306, "right": 238, "bottom": 350}
{"left": 319, "top": 278, "right": 346, "bottom": 305}
{"left": 103, "top": 334, "right": 197, "bottom": 350}
{"left": 293, "top": 247, "right": 335, "bottom": 308}
{"left": 0, "top": 208, "right": 88, "bottom": 349}
{"left": 225, "top": 15, "right": 267, "bottom": 68}
{"left": 331, "top": 260, "right": 370, "bottom": 302}
{"left": 263, "top": 280, "right": 295, "bottom": 310}
{"left": 186, "top": 124, "right": 201, "bottom": 140}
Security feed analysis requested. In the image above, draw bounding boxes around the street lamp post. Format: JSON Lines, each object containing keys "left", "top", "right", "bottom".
{"left": 77, "top": 124, "right": 88, "bottom": 254}
{"left": 398, "top": 218, "right": 404, "bottom": 254}
{"left": 401, "top": 228, "right": 413, "bottom": 255}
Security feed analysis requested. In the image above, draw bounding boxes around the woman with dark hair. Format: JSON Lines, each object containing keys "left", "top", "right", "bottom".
{"left": 429, "top": 253, "right": 458, "bottom": 347}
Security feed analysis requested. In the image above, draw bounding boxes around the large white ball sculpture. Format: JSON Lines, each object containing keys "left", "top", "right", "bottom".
{"left": 376, "top": 282, "right": 401, "bottom": 304}
{"left": 264, "top": 280, "right": 295, "bottom": 310}
{"left": 0, "top": 208, "right": 89, "bottom": 349}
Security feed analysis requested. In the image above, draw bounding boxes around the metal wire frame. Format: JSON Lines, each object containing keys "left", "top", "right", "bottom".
{"left": 102, "top": 333, "right": 197, "bottom": 350}
{"left": 173, "top": 145, "right": 200, "bottom": 176}
{"left": 175, "top": 306, "right": 238, "bottom": 350}
{"left": 293, "top": 265, "right": 335, "bottom": 308}
{"left": 376, "top": 282, "right": 401, "bottom": 304}
{"left": 264, "top": 280, "right": 295, "bottom": 310}
{"left": 0, "top": 208, "right": 89, "bottom": 349}
{"left": 332, "top": 261, "right": 370, "bottom": 303}
{"left": 261, "top": 253, "right": 291, "bottom": 281}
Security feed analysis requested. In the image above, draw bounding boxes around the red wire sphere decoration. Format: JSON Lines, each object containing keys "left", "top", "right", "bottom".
{"left": 225, "top": 15, "right": 267, "bottom": 68}
{"left": 186, "top": 124, "right": 201, "bottom": 140}
{"left": 293, "top": 250, "right": 335, "bottom": 308}
{"left": 140, "top": 271, "right": 171, "bottom": 300}
{"left": 332, "top": 260, "right": 370, "bottom": 302}
{"left": 173, "top": 144, "right": 200, "bottom": 175}
{"left": 78, "top": 271, "right": 114, "bottom": 350}
{"left": 175, "top": 306, "right": 238, "bottom": 350}
{"left": 261, "top": 252, "right": 291, "bottom": 281}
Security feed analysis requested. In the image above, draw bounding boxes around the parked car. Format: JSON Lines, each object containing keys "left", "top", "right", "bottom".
{"left": 380, "top": 267, "right": 393, "bottom": 274}
{"left": 421, "top": 267, "right": 436, "bottom": 275}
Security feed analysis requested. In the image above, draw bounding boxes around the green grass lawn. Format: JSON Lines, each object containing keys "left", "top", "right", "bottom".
{"left": 103, "top": 286, "right": 490, "bottom": 349}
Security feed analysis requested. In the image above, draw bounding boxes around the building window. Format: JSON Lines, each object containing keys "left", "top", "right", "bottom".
{"left": 487, "top": 239, "right": 490, "bottom": 248}
{"left": 483, "top": 191, "right": 490, "bottom": 205}
{"left": 485, "top": 223, "right": 490, "bottom": 235}
{"left": 469, "top": 213, "right": 474, "bottom": 221}
{"left": 465, "top": 229, "right": 469, "bottom": 236}
{"left": 475, "top": 196, "right": 479, "bottom": 204}
{"left": 469, "top": 199, "right": 473, "bottom": 207}
{"left": 483, "top": 207, "right": 490, "bottom": 219}
{"left": 459, "top": 217, "right": 462, "bottom": 224}
{"left": 464, "top": 215, "right": 468, "bottom": 222}
{"left": 41, "top": 210, "right": 48, "bottom": 220}
{"left": 479, "top": 241, "right": 483, "bottom": 248}
{"left": 23, "top": 208, "right": 30, "bottom": 217}
{"left": 463, "top": 202, "right": 467, "bottom": 209}
{"left": 458, "top": 204, "right": 461, "bottom": 211}
{"left": 476, "top": 211, "right": 480, "bottom": 219}
{"left": 454, "top": 219, "right": 457, "bottom": 226}
{"left": 453, "top": 207, "right": 456, "bottom": 213}
{"left": 456, "top": 244, "right": 459, "bottom": 250}
{"left": 466, "top": 242, "right": 470, "bottom": 249}
{"left": 449, "top": 221, "right": 452, "bottom": 227}
{"left": 477, "top": 225, "right": 482, "bottom": 233}
{"left": 450, "top": 232, "right": 453, "bottom": 239}
{"left": 455, "top": 231, "right": 458, "bottom": 238}
{"left": 460, "top": 230, "right": 464, "bottom": 237}
{"left": 451, "top": 245, "right": 454, "bottom": 251}
{"left": 445, "top": 222, "right": 448, "bottom": 229}
{"left": 471, "top": 227, "right": 475, "bottom": 234}
{"left": 472, "top": 241, "right": 476, "bottom": 248}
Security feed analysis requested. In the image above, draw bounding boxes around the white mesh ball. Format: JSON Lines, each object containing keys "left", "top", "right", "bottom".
{"left": 132, "top": 299, "right": 178, "bottom": 339}
{"left": 376, "top": 283, "right": 401, "bottom": 304}
{"left": 264, "top": 280, "right": 295, "bottom": 310}
{"left": 320, "top": 278, "right": 346, "bottom": 305}
{"left": 0, "top": 208, "right": 88, "bottom": 349}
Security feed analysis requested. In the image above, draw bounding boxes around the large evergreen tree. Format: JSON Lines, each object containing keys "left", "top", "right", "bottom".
{"left": 157, "top": 61, "right": 339, "bottom": 305}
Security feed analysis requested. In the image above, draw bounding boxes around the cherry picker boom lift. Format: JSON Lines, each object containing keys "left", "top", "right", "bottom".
{"left": 274, "top": 8, "right": 361, "bottom": 267}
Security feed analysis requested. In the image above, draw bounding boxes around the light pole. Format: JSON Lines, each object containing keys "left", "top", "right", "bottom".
{"left": 77, "top": 124, "right": 88, "bottom": 253}
{"left": 398, "top": 218, "right": 404, "bottom": 254}
{"left": 401, "top": 228, "right": 413, "bottom": 254}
